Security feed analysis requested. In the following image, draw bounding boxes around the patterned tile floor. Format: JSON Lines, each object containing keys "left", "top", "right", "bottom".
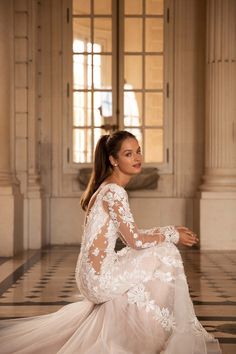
{"left": 0, "top": 246, "right": 236, "bottom": 354}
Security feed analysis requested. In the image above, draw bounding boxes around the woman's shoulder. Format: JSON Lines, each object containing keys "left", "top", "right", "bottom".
{"left": 100, "top": 182, "right": 127, "bottom": 197}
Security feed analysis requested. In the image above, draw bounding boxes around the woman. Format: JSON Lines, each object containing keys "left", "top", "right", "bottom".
{"left": 0, "top": 131, "right": 221, "bottom": 353}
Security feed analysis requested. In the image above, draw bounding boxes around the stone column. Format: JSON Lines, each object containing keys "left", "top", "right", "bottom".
{"left": 0, "top": 0, "right": 23, "bottom": 256}
{"left": 199, "top": 0, "right": 236, "bottom": 249}
{"left": 26, "top": 0, "right": 43, "bottom": 249}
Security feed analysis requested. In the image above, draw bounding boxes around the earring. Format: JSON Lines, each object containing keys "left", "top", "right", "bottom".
{"left": 114, "top": 163, "right": 118, "bottom": 167}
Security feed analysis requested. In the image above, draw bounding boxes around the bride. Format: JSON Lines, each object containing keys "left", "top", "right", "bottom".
{"left": 0, "top": 130, "right": 221, "bottom": 353}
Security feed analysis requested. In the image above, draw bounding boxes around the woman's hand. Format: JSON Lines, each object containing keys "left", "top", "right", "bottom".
{"left": 176, "top": 226, "right": 199, "bottom": 247}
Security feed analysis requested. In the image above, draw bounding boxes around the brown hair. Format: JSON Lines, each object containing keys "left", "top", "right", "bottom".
{"left": 80, "top": 130, "right": 136, "bottom": 211}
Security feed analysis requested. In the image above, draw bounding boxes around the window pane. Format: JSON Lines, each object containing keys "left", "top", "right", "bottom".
{"left": 93, "top": 55, "right": 111, "bottom": 89}
{"left": 125, "top": 0, "right": 142, "bottom": 14}
{"left": 125, "top": 55, "right": 142, "bottom": 89}
{"left": 94, "top": 0, "right": 111, "bottom": 14}
{"left": 145, "top": 18, "right": 163, "bottom": 52}
{"left": 145, "top": 129, "right": 163, "bottom": 162}
{"left": 124, "top": 19, "right": 142, "bottom": 52}
{"left": 124, "top": 91, "right": 142, "bottom": 126}
{"left": 73, "top": 129, "right": 92, "bottom": 163}
{"left": 73, "top": 54, "right": 92, "bottom": 89}
{"left": 73, "top": 19, "right": 91, "bottom": 52}
{"left": 73, "top": 54, "right": 84, "bottom": 89}
{"left": 94, "top": 19, "right": 112, "bottom": 52}
{"left": 146, "top": 0, "right": 164, "bottom": 15}
{"left": 145, "top": 55, "right": 163, "bottom": 89}
{"left": 94, "top": 91, "right": 112, "bottom": 126}
{"left": 73, "top": 92, "right": 92, "bottom": 127}
{"left": 145, "top": 93, "right": 163, "bottom": 126}
{"left": 93, "top": 54, "right": 101, "bottom": 89}
{"left": 73, "top": 0, "right": 90, "bottom": 15}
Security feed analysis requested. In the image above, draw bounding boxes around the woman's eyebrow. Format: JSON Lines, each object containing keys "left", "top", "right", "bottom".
{"left": 123, "top": 149, "right": 133, "bottom": 153}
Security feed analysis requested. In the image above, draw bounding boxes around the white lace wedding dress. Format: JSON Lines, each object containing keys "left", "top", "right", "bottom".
{"left": 0, "top": 183, "right": 221, "bottom": 354}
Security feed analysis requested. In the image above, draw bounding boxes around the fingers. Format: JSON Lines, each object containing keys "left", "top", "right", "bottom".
{"left": 177, "top": 227, "right": 197, "bottom": 238}
{"left": 187, "top": 233, "right": 198, "bottom": 242}
{"left": 177, "top": 226, "right": 189, "bottom": 232}
{"left": 179, "top": 232, "right": 199, "bottom": 247}
{"left": 184, "top": 229, "right": 199, "bottom": 241}
{"left": 185, "top": 236, "right": 199, "bottom": 246}
{"left": 183, "top": 240, "right": 197, "bottom": 247}
{"left": 177, "top": 226, "right": 199, "bottom": 247}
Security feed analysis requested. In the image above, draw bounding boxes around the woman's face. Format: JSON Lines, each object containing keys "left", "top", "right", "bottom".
{"left": 111, "top": 137, "right": 142, "bottom": 176}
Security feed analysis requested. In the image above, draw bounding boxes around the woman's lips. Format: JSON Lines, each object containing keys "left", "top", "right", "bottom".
{"left": 133, "top": 163, "right": 141, "bottom": 168}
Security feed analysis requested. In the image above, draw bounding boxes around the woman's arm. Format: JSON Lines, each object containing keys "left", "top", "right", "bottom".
{"left": 138, "top": 226, "right": 198, "bottom": 247}
{"left": 102, "top": 185, "right": 197, "bottom": 249}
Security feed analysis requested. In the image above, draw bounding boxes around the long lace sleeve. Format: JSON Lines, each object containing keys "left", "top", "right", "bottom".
{"left": 102, "top": 184, "right": 179, "bottom": 249}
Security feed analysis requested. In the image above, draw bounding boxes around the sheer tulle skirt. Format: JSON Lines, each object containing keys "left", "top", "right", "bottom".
{"left": 0, "top": 245, "right": 222, "bottom": 354}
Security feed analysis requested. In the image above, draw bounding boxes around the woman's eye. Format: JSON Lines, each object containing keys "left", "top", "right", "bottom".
{"left": 126, "top": 153, "right": 132, "bottom": 157}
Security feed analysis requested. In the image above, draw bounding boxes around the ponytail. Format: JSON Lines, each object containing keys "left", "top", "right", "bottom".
{"left": 80, "top": 135, "right": 111, "bottom": 211}
{"left": 80, "top": 130, "right": 136, "bottom": 211}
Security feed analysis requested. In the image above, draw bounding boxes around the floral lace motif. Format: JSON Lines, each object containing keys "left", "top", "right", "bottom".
{"left": 92, "top": 248, "right": 100, "bottom": 256}
{"left": 159, "top": 255, "right": 183, "bottom": 268}
{"left": 159, "top": 226, "right": 180, "bottom": 244}
{"left": 127, "top": 283, "right": 175, "bottom": 331}
{"left": 76, "top": 184, "right": 182, "bottom": 306}
{"left": 153, "top": 270, "right": 174, "bottom": 283}
{"left": 102, "top": 185, "right": 180, "bottom": 250}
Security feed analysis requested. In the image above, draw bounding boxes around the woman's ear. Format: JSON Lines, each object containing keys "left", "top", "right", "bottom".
{"left": 109, "top": 155, "right": 117, "bottom": 167}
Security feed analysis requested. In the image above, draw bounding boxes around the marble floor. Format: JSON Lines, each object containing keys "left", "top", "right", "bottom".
{"left": 0, "top": 246, "right": 236, "bottom": 354}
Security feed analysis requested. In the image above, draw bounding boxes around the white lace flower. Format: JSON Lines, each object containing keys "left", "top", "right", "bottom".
{"left": 135, "top": 240, "right": 143, "bottom": 247}
{"left": 127, "top": 283, "right": 149, "bottom": 308}
{"left": 118, "top": 206, "right": 134, "bottom": 224}
{"left": 141, "top": 241, "right": 157, "bottom": 249}
{"left": 127, "top": 284, "right": 175, "bottom": 331}
{"left": 144, "top": 299, "right": 155, "bottom": 313}
{"left": 154, "top": 307, "right": 175, "bottom": 330}
{"left": 159, "top": 226, "right": 179, "bottom": 244}
{"left": 106, "top": 191, "right": 113, "bottom": 200}
{"left": 154, "top": 270, "right": 173, "bottom": 282}
{"left": 92, "top": 248, "right": 100, "bottom": 256}
{"left": 160, "top": 256, "right": 183, "bottom": 268}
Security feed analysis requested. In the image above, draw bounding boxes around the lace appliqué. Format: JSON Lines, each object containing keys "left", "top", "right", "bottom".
{"left": 92, "top": 248, "right": 100, "bottom": 256}
{"left": 135, "top": 240, "right": 158, "bottom": 248}
{"left": 159, "top": 226, "right": 179, "bottom": 244}
{"left": 127, "top": 283, "right": 175, "bottom": 331}
{"left": 159, "top": 255, "right": 183, "bottom": 268}
{"left": 138, "top": 228, "right": 156, "bottom": 235}
{"left": 77, "top": 184, "right": 182, "bottom": 304}
{"left": 154, "top": 270, "right": 174, "bottom": 283}
{"left": 103, "top": 186, "right": 158, "bottom": 250}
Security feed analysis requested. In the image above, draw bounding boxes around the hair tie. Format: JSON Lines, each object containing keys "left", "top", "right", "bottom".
{"left": 105, "top": 134, "right": 111, "bottom": 145}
